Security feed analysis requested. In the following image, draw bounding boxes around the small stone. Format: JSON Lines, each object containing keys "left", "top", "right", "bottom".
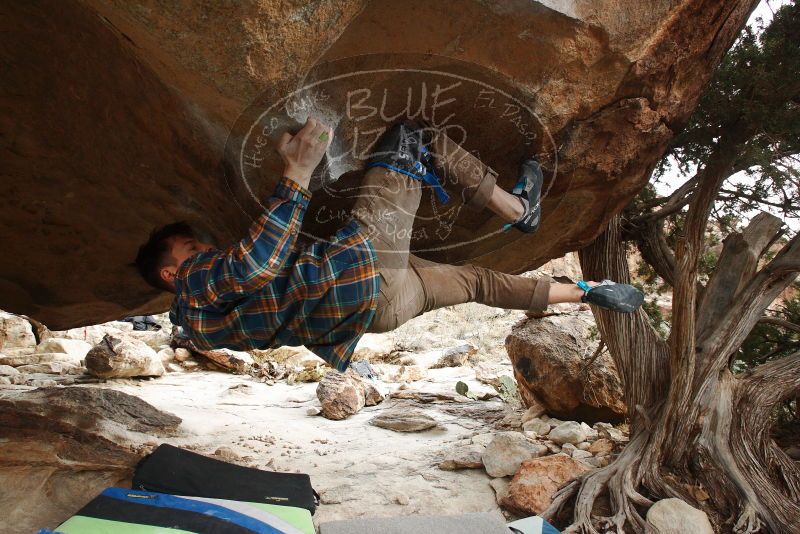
{"left": 317, "top": 371, "right": 367, "bottom": 420}
{"left": 589, "top": 438, "right": 614, "bottom": 455}
{"left": 521, "top": 418, "right": 551, "bottom": 436}
{"left": 544, "top": 441, "right": 561, "bottom": 454}
{"left": 482, "top": 432, "right": 543, "bottom": 478}
{"left": 182, "top": 360, "right": 199, "bottom": 369}
{"left": 393, "top": 493, "right": 410, "bottom": 505}
{"left": 431, "top": 342, "right": 477, "bottom": 368}
{"left": 520, "top": 401, "right": 547, "bottom": 424}
{"left": 36, "top": 338, "right": 92, "bottom": 361}
{"left": 576, "top": 441, "right": 591, "bottom": 451}
{"left": 561, "top": 443, "right": 577, "bottom": 454}
{"left": 214, "top": 447, "right": 240, "bottom": 461}
{"left": 369, "top": 408, "right": 440, "bottom": 432}
{"left": 16, "top": 362, "right": 65, "bottom": 374}
{"left": 0, "top": 376, "right": 12, "bottom": 385}
{"left": 572, "top": 449, "right": 593, "bottom": 460}
{"left": 594, "top": 422, "right": 629, "bottom": 442}
{"left": 548, "top": 421, "right": 587, "bottom": 445}
{"left": 546, "top": 418, "right": 563, "bottom": 429}
{"left": 157, "top": 347, "right": 175, "bottom": 363}
{"left": 173, "top": 348, "right": 192, "bottom": 362}
{"left": 580, "top": 422, "right": 598, "bottom": 440}
{"left": 584, "top": 455, "right": 610, "bottom": 468}
{"left": 0, "top": 364, "right": 20, "bottom": 376}
{"left": 306, "top": 407, "right": 321, "bottom": 416}
{"left": 438, "top": 444, "right": 485, "bottom": 470}
{"left": 30, "top": 379, "right": 57, "bottom": 387}
{"left": 646, "top": 498, "right": 714, "bottom": 534}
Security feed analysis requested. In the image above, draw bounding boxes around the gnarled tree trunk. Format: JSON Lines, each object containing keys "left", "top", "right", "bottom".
{"left": 543, "top": 212, "right": 800, "bottom": 533}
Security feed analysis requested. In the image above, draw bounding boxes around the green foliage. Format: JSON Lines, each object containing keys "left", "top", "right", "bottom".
{"left": 656, "top": 1, "right": 800, "bottom": 223}
{"left": 734, "top": 283, "right": 800, "bottom": 371}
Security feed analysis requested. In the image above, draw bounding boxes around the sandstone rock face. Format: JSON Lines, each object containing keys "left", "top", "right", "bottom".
{"left": 0, "top": 0, "right": 755, "bottom": 329}
{"left": 501, "top": 454, "right": 591, "bottom": 514}
{"left": 0, "top": 387, "right": 180, "bottom": 533}
{"left": 506, "top": 313, "right": 626, "bottom": 423}
{"left": 85, "top": 334, "right": 165, "bottom": 378}
{"left": 646, "top": 498, "right": 715, "bottom": 534}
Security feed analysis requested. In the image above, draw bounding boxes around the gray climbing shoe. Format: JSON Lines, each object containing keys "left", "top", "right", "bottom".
{"left": 578, "top": 280, "right": 644, "bottom": 314}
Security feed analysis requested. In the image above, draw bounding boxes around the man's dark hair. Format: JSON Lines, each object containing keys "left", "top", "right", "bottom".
{"left": 135, "top": 222, "right": 195, "bottom": 291}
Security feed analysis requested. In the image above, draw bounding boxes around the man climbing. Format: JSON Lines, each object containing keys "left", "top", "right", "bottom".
{"left": 135, "top": 117, "right": 643, "bottom": 373}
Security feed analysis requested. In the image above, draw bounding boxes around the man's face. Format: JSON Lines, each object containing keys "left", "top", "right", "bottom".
{"left": 159, "top": 235, "right": 214, "bottom": 287}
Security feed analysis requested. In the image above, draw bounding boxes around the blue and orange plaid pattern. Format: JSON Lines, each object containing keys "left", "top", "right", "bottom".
{"left": 169, "top": 177, "right": 380, "bottom": 372}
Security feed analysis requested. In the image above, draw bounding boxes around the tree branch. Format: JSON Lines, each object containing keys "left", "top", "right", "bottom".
{"left": 696, "top": 212, "right": 785, "bottom": 342}
{"left": 758, "top": 316, "right": 800, "bottom": 334}
{"left": 698, "top": 232, "right": 800, "bottom": 375}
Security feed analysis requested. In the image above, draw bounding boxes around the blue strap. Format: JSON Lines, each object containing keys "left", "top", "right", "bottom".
{"left": 577, "top": 280, "right": 592, "bottom": 293}
{"left": 366, "top": 162, "right": 450, "bottom": 204}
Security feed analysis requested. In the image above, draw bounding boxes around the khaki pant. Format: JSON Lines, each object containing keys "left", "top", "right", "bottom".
{"left": 352, "top": 130, "right": 550, "bottom": 333}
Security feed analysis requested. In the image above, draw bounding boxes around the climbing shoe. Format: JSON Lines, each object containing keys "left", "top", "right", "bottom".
{"left": 577, "top": 280, "right": 644, "bottom": 314}
{"left": 502, "top": 159, "right": 543, "bottom": 233}
{"left": 366, "top": 120, "right": 450, "bottom": 204}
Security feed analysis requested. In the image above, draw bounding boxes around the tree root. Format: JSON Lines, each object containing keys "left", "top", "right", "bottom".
{"left": 733, "top": 504, "right": 764, "bottom": 534}
{"left": 543, "top": 433, "right": 653, "bottom": 534}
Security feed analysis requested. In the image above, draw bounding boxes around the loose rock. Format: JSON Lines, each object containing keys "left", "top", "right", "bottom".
{"left": 85, "top": 334, "right": 165, "bottom": 378}
{"left": 594, "top": 422, "right": 629, "bottom": 442}
{"left": 439, "top": 444, "right": 485, "bottom": 470}
{"left": 36, "top": 338, "right": 92, "bottom": 361}
{"left": 369, "top": 408, "right": 440, "bottom": 432}
{"left": 501, "top": 455, "right": 591, "bottom": 514}
{"left": 522, "top": 418, "right": 551, "bottom": 436}
{"left": 316, "top": 372, "right": 366, "bottom": 420}
{"left": 520, "top": 401, "right": 547, "bottom": 424}
{"left": 0, "top": 364, "right": 20, "bottom": 376}
{"left": 548, "top": 421, "right": 587, "bottom": 445}
{"left": 588, "top": 438, "right": 614, "bottom": 455}
{"left": 482, "top": 431, "right": 546, "bottom": 478}
{"left": 646, "top": 498, "right": 714, "bottom": 534}
{"left": 430, "top": 342, "right": 477, "bottom": 368}
{"left": 173, "top": 348, "right": 192, "bottom": 362}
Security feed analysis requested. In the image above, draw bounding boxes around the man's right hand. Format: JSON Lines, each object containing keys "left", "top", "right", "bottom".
{"left": 276, "top": 116, "right": 333, "bottom": 190}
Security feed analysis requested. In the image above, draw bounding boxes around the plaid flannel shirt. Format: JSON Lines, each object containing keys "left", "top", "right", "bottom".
{"left": 169, "top": 177, "right": 380, "bottom": 372}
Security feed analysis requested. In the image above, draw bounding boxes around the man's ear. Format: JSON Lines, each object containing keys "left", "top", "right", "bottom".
{"left": 159, "top": 265, "right": 178, "bottom": 286}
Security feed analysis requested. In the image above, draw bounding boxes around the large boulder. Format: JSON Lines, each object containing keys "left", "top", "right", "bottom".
{"left": 0, "top": 0, "right": 755, "bottom": 329}
{"left": 0, "top": 387, "right": 180, "bottom": 533}
{"left": 506, "top": 312, "right": 626, "bottom": 423}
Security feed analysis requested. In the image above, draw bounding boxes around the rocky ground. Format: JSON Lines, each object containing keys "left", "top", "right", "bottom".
{"left": 0, "top": 255, "right": 728, "bottom": 534}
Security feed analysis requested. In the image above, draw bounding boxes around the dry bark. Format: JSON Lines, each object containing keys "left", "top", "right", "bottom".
{"left": 543, "top": 208, "right": 800, "bottom": 533}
